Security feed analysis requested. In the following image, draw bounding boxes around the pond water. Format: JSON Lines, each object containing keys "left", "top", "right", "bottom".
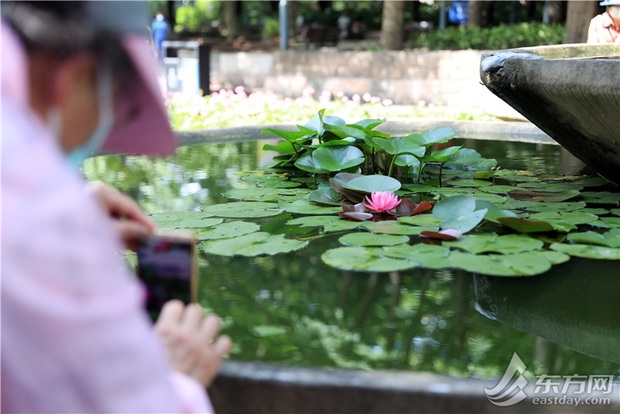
{"left": 83, "top": 138, "right": 620, "bottom": 381}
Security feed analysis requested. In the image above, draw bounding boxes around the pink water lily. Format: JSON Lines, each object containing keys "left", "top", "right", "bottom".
{"left": 362, "top": 192, "right": 401, "bottom": 214}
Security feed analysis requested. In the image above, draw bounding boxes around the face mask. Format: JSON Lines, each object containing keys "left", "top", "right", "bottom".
{"left": 156, "top": 14, "right": 164, "bottom": 22}
{"left": 609, "top": 6, "right": 620, "bottom": 19}
{"left": 65, "top": 64, "right": 115, "bottom": 168}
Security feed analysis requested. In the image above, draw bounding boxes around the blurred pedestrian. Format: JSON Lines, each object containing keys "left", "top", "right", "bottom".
{"left": 1, "top": 1, "right": 231, "bottom": 412}
{"left": 587, "top": 0, "right": 620, "bottom": 44}
{"left": 152, "top": 11, "right": 169, "bottom": 60}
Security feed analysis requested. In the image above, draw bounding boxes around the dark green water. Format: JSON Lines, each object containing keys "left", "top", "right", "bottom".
{"left": 83, "top": 139, "right": 619, "bottom": 381}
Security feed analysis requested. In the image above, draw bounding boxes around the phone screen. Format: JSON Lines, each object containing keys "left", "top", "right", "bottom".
{"left": 136, "top": 234, "right": 196, "bottom": 321}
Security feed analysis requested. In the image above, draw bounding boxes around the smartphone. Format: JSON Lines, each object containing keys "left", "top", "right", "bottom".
{"left": 135, "top": 233, "right": 197, "bottom": 321}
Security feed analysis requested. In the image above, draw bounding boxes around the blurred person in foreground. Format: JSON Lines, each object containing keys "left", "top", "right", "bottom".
{"left": 587, "top": 0, "right": 620, "bottom": 44}
{"left": 1, "top": 1, "right": 231, "bottom": 412}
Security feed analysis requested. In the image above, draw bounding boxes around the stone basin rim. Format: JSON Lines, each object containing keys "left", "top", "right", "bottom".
{"left": 176, "top": 120, "right": 556, "bottom": 147}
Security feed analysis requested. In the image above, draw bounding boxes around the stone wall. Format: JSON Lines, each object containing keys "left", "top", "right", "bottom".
{"left": 209, "top": 49, "right": 524, "bottom": 119}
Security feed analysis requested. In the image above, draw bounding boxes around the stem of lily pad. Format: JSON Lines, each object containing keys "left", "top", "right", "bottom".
{"left": 439, "top": 162, "right": 444, "bottom": 188}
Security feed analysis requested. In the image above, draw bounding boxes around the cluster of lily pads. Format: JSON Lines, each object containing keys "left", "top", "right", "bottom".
{"left": 151, "top": 111, "right": 619, "bottom": 277}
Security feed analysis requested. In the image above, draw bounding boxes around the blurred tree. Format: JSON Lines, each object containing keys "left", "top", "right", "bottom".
{"left": 468, "top": 0, "right": 484, "bottom": 28}
{"left": 381, "top": 0, "right": 405, "bottom": 50}
{"left": 564, "top": 0, "right": 597, "bottom": 43}
{"left": 222, "top": 0, "right": 241, "bottom": 39}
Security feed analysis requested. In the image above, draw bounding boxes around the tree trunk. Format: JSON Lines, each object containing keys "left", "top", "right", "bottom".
{"left": 547, "top": 0, "right": 563, "bottom": 24}
{"left": 381, "top": 0, "right": 405, "bottom": 51}
{"left": 564, "top": 0, "right": 598, "bottom": 43}
{"left": 222, "top": 0, "right": 240, "bottom": 40}
{"left": 467, "top": 0, "right": 484, "bottom": 28}
{"left": 166, "top": 0, "right": 175, "bottom": 28}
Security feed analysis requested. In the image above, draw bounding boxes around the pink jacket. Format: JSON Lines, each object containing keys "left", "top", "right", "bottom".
{"left": 1, "top": 22, "right": 213, "bottom": 413}
{"left": 587, "top": 12, "right": 620, "bottom": 44}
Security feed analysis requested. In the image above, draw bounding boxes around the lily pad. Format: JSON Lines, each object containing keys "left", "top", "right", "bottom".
{"left": 432, "top": 195, "right": 476, "bottom": 220}
{"left": 362, "top": 221, "right": 434, "bottom": 235}
{"left": 312, "top": 145, "right": 366, "bottom": 171}
{"left": 381, "top": 244, "right": 451, "bottom": 269}
{"left": 201, "top": 232, "right": 308, "bottom": 257}
{"left": 203, "top": 202, "right": 284, "bottom": 218}
{"left": 195, "top": 221, "right": 260, "bottom": 241}
{"left": 279, "top": 199, "right": 342, "bottom": 215}
{"left": 307, "top": 186, "right": 345, "bottom": 206}
{"left": 550, "top": 243, "right": 620, "bottom": 260}
{"left": 398, "top": 215, "right": 443, "bottom": 227}
{"left": 223, "top": 187, "right": 303, "bottom": 202}
{"left": 338, "top": 232, "right": 409, "bottom": 247}
{"left": 321, "top": 247, "right": 414, "bottom": 272}
{"left": 286, "top": 215, "right": 341, "bottom": 228}
{"left": 447, "top": 179, "right": 493, "bottom": 188}
{"left": 479, "top": 185, "right": 522, "bottom": 194}
{"left": 567, "top": 229, "right": 620, "bottom": 248}
{"left": 240, "top": 174, "right": 302, "bottom": 188}
{"left": 579, "top": 192, "right": 620, "bottom": 205}
{"left": 153, "top": 216, "right": 223, "bottom": 230}
{"left": 323, "top": 220, "right": 365, "bottom": 232}
{"left": 590, "top": 217, "right": 620, "bottom": 229}
{"left": 508, "top": 189, "right": 580, "bottom": 203}
{"left": 522, "top": 201, "right": 587, "bottom": 213}
{"left": 440, "top": 209, "right": 487, "bottom": 233}
{"left": 447, "top": 251, "right": 554, "bottom": 276}
{"left": 443, "top": 234, "right": 543, "bottom": 254}
{"left": 498, "top": 217, "right": 555, "bottom": 233}
{"left": 611, "top": 209, "right": 620, "bottom": 217}
{"left": 342, "top": 175, "right": 402, "bottom": 194}
{"left": 529, "top": 212, "right": 598, "bottom": 226}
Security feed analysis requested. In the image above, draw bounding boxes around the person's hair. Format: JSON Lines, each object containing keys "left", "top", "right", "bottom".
{"left": 2, "top": 1, "right": 134, "bottom": 85}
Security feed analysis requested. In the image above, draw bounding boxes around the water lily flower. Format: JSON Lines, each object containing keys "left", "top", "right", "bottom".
{"left": 362, "top": 192, "right": 401, "bottom": 214}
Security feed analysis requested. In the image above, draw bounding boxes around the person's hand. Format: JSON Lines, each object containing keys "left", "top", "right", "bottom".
{"left": 154, "top": 301, "right": 233, "bottom": 387}
{"left": 88, "top": 181, "right": 156, "bottom": 249}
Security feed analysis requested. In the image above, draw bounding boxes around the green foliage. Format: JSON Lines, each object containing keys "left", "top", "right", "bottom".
{"left": 262, "top": 110, "right": 493, "bottom": 186}
{"left": 410, "top": 23, "right": 566, "bottom": 51}
{"left": 175, "top": 0, "right": 219, "bottom": 33}
{"left": 262, "top": 17, "right": 280, "bottom": 40}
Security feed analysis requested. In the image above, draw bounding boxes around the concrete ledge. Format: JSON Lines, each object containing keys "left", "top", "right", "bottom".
{"left": 176, "top": 120, "right": 555, "bottom": 147}
{"left": 209, "top": 361, "right": 619, "bottom": 414}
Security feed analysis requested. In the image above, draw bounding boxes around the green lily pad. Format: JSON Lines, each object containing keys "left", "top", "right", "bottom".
{"left": 154, "top": 216, "right": 223, "bottom": 230}
{"left": 516, "top": 182, "right": 583, "bottom": 192}
{"left": 590, "top": 217, "right": 620, "bottom": 229}
{"left": 339, "top": 232, "right": 409, "bottom": 247}
{"left": 581, "top": 208, "right": 609, "bottom": 215}
{"left": 508, "top": 189, "right": 580, "bottom": 203}
{"left": 440, "top": 209, "right": 487, "bottom": 233}
{"left": 342, "top": 175, "right": 402, "bottom": 194}
{"left": 529, "top": 212, "right": 599, "bottom": 225}
{"left": 444, "top": 234, "right": 543, "bottom": 254}
{"left": 201, "top": 232, "right": 308, "bottom": 257}
{"left": 479, "top": 185, "right": 522, "bottom": 194}
{"left": 223, "top": 187, "right": 303, "bottom": 202}
{"left": 362, "top": 221, "right": 433, "bottom": 235}
{"left": 447, "top": 251, "right": 553, "bottom": 276}
{"left": 433, "top": 195, "right": 476, "bottom": 220}
{"left": 498, "top": 217, "right": 555, "bottom": 233}
{"left": 611, "top": 209, "right": 620, "bottom": 217}
{"left": 447, "top": 179, "right": 493, "bottom": 188}
{"left": 195, "top": 221, "right": 260, "bottom": 241}
{"left": 150, "top": 211, "right": 214, "bottom": 225}
{"left": 579, "top": 192, "right": 620, "bottom": 205}
{"left": 312, "top": 145, "right": 366, "bottom": 171}
{"left": 522, "top": 201, "right": 587, "bottom": 213}
{"left": 240, "top": 173, "right": 302, "bottom": 188}
{"left": 567, "top": 229, "right": 620, "bottom": 248}
{"left": 307, "top": 186, "right": 345, "bottom": 206}
{"left": 286, "top": 215, "right": 341, "bottom": 228}
{"left": 380, "top": 244, "right": 451, "bottom": 269}
{"left": 550, "top": 243, "right": 620, "bottom": 260}
{"left": 321, "top": 246, "right": 415, "bottom": 272}
{"left": 397, "top": 215, "right": 443, "bottom": 227}
{"left": 323, "top": 220, "right": 365, "bottom": 232}
{"left": 403, "top": 127, "right": 455, "bottom": 146}
{"left": 279, "top": 199, "right": 342, "bottom": 215}
{"left": 373, "top": 137, "right": 425, "bottom": 157}
{"left": 203, "top": 202, "right": 284, "bottom": 218}
{"left": 475, "top": 200, "right": 518, "bottom": 223}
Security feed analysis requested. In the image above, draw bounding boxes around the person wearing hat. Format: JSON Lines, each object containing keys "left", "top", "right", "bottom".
{"left": 587, "top": 0, "right": 620, "bottom": 44}
{"left": 1, "top": 1, "right": 231, "bottom": 412}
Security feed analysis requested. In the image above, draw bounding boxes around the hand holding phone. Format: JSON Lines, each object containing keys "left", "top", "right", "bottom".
{"left": 136, "top": 233, "right": 197, "bottom": 321}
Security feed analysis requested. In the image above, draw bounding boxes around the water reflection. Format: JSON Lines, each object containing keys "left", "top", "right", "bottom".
{"left": 83, "top": 138, "right": 619, "bottom": 380}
